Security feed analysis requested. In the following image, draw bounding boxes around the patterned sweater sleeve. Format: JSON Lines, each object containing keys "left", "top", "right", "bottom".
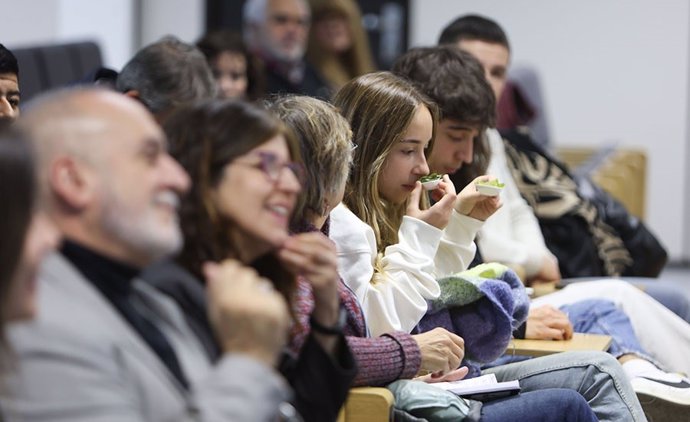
{"left": 290, "top": 274, "right": 421, "bottom": 388}
{"left": 347, "top": 331, "right": 421, "bottom": 387}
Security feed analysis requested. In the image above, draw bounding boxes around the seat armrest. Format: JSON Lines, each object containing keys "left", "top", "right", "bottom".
{"left": 338, "top": 387, "right": 394, "bottom": 422}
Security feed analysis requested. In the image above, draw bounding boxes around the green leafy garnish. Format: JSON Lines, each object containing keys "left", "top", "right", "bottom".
{"left": 420, "top": 173, "right": 442, "bottom": 183}
{"left": 476, "top": 179, "right": 505, "bottom": 188}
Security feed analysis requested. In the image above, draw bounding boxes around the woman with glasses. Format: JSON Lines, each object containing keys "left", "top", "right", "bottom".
{"left": 144, "top": 99, "right": 355, "bottom": 422}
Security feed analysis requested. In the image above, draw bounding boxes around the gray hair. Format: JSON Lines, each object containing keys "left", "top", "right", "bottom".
{"left": 116, "top": 36, "right": 217, "bottom": 115}
{"left": 267, "top": 95, "right": 353, "bottom": 218}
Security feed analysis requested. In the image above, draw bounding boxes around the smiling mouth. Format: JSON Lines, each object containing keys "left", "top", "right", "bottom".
{"left": 268, "top": 204, "right": 291, "bottom": 217}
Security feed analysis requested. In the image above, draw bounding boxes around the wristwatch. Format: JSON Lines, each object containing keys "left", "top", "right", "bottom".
{"left": 310, "top": 305, "right": 347, "bottom": 335}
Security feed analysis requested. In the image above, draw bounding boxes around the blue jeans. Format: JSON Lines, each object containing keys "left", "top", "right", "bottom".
{"left": 562, "top": 277, "right": 690, "bottom": 323}
{"left": 484, "top": 351, "right": 646, "bottom": 422}
{"left": 480, "top": 389, "right": 597, "bottom": 422}
{"left": 560, "top": 299, "right": 660, "bottom": 366}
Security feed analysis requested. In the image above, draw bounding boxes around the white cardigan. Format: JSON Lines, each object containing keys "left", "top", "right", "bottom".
{"left": 329, "top": 203, "right": 482, "bottom": 336}
{"left": 478, "top": 128, "right": 555, "bottom": 277}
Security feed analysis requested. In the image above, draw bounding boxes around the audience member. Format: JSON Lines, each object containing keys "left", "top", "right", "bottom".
{"left": 0, "top": 44, "right": 20, "bottom": 123}
{"left": 243, "top": 0, "right": 330, "bottom": 98}
{"left": 2, "top": 88, "right": 293, "bottom": 421}
{"left": 438, "top": 15, "right": 672, "bottom": 282}
{"left": 116, "top": 36, "right": 216, "bottom": 123}
{"left": 196, "top": 29, "right": 265, "bottom": 100}
{"left": 437, "top": 14, "right": 690, "bottom": 324}
{"left": 306, "top": 0, "right": 376, "bottom": 91}
{"left": 118, "top": 36, "right": 351, "bottom": 419}
{"left": 331, "top": 71, "right": 497, "bottom": 337}
{"left": 154, "top": 99, "right": 356, "bottom": 421}
{"left": 392, "top": 44, "right": 690, "bottom": 418}
{"left": 0, "top": 129, "right": 59, "bottom": 352}
{"left": 330, "top": 71, "right": 647, "bottom": 421}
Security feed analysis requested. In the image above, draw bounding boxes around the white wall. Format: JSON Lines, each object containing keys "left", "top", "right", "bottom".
{"left": 411, "top": 0, "right": 690, "bottom": 261}
{"left": 139, "top": 0, "right": 205, "bottom": 48}
{"left": 0, "top": 0, "right": 205, "bottom": 70}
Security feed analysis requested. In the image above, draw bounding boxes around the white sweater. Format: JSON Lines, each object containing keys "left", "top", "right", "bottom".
{"left": 478, "top": 128, "right": 555, "bottom": 277}
{"left": 329, "top": 203, "right": 482, "bottom": 336}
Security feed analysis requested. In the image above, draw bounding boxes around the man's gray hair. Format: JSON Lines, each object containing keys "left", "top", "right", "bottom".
{"left": 116, "top": 36, "right": 217, "bottom": 114}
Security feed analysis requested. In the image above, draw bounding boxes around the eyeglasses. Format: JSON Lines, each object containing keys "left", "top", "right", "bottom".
{"left": 235, "top": 151, "right": 307, "bottom": 186}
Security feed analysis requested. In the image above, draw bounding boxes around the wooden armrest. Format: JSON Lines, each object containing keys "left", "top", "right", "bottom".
{"left": 337, "top": 387, "right": 394, "bottom": 422}
{"left": 506, "top": 333, "right": 612, "bottom": 357}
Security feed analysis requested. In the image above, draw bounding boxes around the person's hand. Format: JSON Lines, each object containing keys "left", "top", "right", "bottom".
{"left": 415, "top": 367, "right": 470, "bottom": 384}
{"left": 455, "top": 175, "right": 502, "bottom": 221}
{"left": 204, "top": 260, "right": 290, "bottom": 366}
{"left": 277, "top": 232, "right": 340, "bottom": 327}
{"left": 529, "top": 254, "right": 561, "bottom": 284}
{"left": 406, "top": 175, "right": 457, "bottom": 230}
{"left": 412, "top": 327, "right": 465, "bottom": 377}
{"left": 278, "top": 232, "right": 341, "bottom": 353}
{"left": 525, "top": 305, "right": 573, "bottom": 340}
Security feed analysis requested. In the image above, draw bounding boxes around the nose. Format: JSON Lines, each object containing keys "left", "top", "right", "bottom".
{"left": 218, "top": 76, "right": 236, "bottom": 99}
{"left": 276, "top": 166, "right": 302, "bottom": 193}
{"left": 162, "top": 154, "right": 191, "bottom": 194}
{"left": 413, "top": 155, "right": 430, "bottom": 176}
{"left": 456, "top": 139, "right": 474, "bottom": 165}
{"left": 0, "top": 98, "right": 14, "bottom": 118}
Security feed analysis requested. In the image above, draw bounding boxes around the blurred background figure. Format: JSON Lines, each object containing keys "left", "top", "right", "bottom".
{"left": 197, "top": 29, "right": 265, "bottom": 100}
{"left": 307, "top": 0, "right": 376, "bottom": 91}
{"left": 0, "top": 128, "right": 60, "bottom": 366}
{"left": 0, "top": 44, "right": 20, "bottom": 123}
{"left": 243, "top": 0, "right": 331, "bottom": 99}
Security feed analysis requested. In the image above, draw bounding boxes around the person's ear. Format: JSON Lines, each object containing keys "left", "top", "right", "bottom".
{"left": 49, "top": 157, "right": 96, "bottom": 210}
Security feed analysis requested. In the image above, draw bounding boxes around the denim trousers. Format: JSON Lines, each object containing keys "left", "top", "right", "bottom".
{"left": 559, "top": 277, "right": 690, "bottom": 323}
{"left": 532, "top": 279, "right": 690, "bottom": 375}
{"left": 560, "top": 299, "right": 661, "bottom": 366}
{"left": 480, "top": 388, "right": 597, "bottom": 422}
{"left": 483, "top": 351, "right": 647, "bottom": 422}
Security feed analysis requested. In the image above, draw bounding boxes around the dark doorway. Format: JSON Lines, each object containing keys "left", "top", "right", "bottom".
{"left": 205, "top": 0, "right": 409, "bottom": 69}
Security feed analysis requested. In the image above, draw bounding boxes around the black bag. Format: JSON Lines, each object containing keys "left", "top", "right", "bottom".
{"left": 576, "top": 175, "right": 668, "bottom": 277}
{"left": 501, "top": 128, "right": 668, "bottom": 278}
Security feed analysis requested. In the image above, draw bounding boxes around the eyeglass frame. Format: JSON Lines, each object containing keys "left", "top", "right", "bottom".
{"left": 232, "top": 151, "right": 307, "bottom": 186}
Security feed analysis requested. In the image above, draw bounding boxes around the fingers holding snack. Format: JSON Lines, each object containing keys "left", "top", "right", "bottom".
{"left": 455, "top": 175, "right": 503, "bottom": 220}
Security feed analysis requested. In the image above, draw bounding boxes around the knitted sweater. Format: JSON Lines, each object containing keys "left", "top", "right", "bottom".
{"left": 289, "top": 220, "right": 421, "bottom": 387}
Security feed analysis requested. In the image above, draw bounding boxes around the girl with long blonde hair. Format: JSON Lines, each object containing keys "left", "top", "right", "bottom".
{"left": 330, "top": 71, "right": 499, "bottom": 337}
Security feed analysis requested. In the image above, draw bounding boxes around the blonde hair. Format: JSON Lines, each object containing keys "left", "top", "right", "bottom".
{"left": 332, "top": 72, "right": 438, "bottom": 251}
{"left": 307, "top": 0, "right": 376, "bottom": 90}
{"left": 268, "top": 95, "right": 353, "bottom": 224}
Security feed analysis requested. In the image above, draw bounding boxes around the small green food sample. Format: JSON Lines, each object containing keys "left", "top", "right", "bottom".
{"left": 420, "top": 173, "right": 442, "bottom": 183}
{"left": 476, "top": 179, "right": 505, "bottom": 188}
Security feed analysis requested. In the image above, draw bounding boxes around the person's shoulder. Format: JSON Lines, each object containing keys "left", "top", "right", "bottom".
{"left": 329, "top": 204, "right": 373, "bottom": 249}
{"left": 331, "top": 204, "right": 367, "bottom": 231}
{"left": 10, "top": 254, "right": 125, "bottom": 357}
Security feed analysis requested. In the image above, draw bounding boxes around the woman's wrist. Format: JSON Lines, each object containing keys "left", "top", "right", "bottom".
{"left": 310, "top": 305, "right": 346, "bottom": 335}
